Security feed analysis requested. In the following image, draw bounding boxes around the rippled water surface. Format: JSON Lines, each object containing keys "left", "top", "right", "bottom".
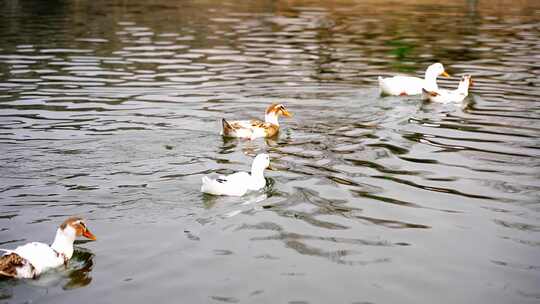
{"left": 1, "top": 0, "right": 539, "bottom": 303}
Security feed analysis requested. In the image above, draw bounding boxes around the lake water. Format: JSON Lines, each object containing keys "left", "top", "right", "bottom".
{"left": 1, "top": 0, "right": 539, "bottom": 303}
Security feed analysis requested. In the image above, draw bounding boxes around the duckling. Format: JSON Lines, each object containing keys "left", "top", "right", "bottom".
{"left": 378, "top": 63, "right": 450, "bottom": 96}
{"left": 201, "top": 154, "right": 270, "bottom": 196}
{"left": 0, "top": 217, "right": 96, "bottom": 279}
{"left": 221, "top": 104, "right": 292, "bottom": 139}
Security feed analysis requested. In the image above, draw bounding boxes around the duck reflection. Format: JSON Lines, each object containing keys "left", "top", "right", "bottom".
{"left": 264, "top": 136, "right": 279, "bottom": 147}
{"left": 244, "top": 221, "right": 398, "bottom": 266}
{"left": 219, "top": 136, "right": 261, "bottom": 156}
{"left": 220, "top": 133, "right": 280, "bottom": 154}
{"left": 201, "top": 192, "right": 220, "bottom": 209}
{"left": 0, "top": 280, "right": 14, "bottom": 301}
{"left": 62, "top": 247, "right": 95, "bottom": 290}
{"left": 219, "top": 136, "right": 238, "bottom": 154}
{"left": 461, "top": 94, "right": 476, "bottom": 112}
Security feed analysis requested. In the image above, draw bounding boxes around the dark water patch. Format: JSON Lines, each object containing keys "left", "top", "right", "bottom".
{"left": 351, "top": 190, "right": 462, "bottom": 214}
{"left": 494, "top": 219, "right": 540, "bottom": 232}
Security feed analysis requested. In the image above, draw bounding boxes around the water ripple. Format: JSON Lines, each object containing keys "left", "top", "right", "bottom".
{"left": 0, "top": 0, "right": 539, "bottom": 303}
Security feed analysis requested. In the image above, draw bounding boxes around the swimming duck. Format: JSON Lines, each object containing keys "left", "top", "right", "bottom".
{"left": 422, "top": 75, "right": 473, "bottom": 103}
{"left": 378, "top": 63, "right": 450, "bottom": 96}
{"left": 221, "top": 103, "right": 292, "bottom": 139}
{"left": 0, "top": 217, "right": 96, "bottom": 279}
{"left": 201, "top": 153, "right": 270, "bottom": 196}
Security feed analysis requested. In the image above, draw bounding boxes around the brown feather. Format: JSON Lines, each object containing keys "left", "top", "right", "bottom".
{"left": 0, "top": 253, "right": 27, "bottom": 278}
{"left": 228, "top": 121, "right": 245, "bottom": 129}
{"left": 249, "top": 119, "right": 266, "bottom": 128}
{"left": 222, "top": 118, "right": 235, "bottom": 135}
{"left": 249, "top": 120, "right": 279, "bottom": 137}
{"left": 422, "top": 88, "right": 439, "bottom": 97}
{"left": 264, "top": 124, "right": 279, "bottom": 137}
{"left": 60, "top": 216, "right": 83, "bottom": 230}
{"left": 265, "top": 103, "right": 292, "bottom": 118}
{"left": 265, "top": 103, "right": 280, "bottom": 115}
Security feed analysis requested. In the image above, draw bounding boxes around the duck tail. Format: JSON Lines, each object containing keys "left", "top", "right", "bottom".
{"left": 222, "top": 118, "right": 234, "bottom": 135}
{"left": 201, "top": 176, "right": 211, "bottom": 190}
{"left": 201, "top": 176, "right": 217, "bottom": 194}
{"left": 0, "top": 257, "right": 17, "bottom": 278}
{"left": 378, "top": 76, "right": 390, "bottom": 96}
{"left": 0, "top": 252, "right": 37, "bottom": 279}
{"left": 422, "top": 88, "right": 439, "bottom": 97}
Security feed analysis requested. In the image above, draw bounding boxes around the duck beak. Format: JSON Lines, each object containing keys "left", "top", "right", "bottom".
{"left": 267, "top": 164, "right": 275, "bottom": 171}
{"left": 282, "top": 109, "right": 293, "bottom": 118}
{"left": 82, "top": 229, "right": 97, "bottom": 241}
{"left": 469, "top": 77, "right": 474, "bottom": 87}
{"left": 441, "top": 71, "right": 450, "bottom": 77}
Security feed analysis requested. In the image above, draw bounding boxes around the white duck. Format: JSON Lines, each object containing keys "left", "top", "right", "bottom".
{"left": 201, "top": 153, "right": 270, "bottom": 196}
{"left": 0, "top": 217, "right": 96, "bottom": 279}
{"left": 378, "top": 62, "right": 450, "bottom": 96}
{"left": 221, "top": 103, "right": 292, "bottom": 140}
{"left": 422, "top": 75, "right": 473, "bottom": 103}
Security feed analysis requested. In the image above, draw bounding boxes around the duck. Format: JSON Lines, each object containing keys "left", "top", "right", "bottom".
{"left": 422, "top": 75, "right": 473, "bottom": 103}
{"left": 221, "top": 103, "right": 292, "bottom": 139}
{"left": 201, "top": 153, "right": 270, "bottom": 196}
{"left": 0, "top": 217, "right": 96, "bottom": 279}
{"left": 378, "top": 62, "right": 450, "bottom": 96}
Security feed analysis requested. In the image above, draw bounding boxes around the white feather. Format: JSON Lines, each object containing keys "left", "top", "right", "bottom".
{"left": 13, "top": 242, "right": 64, "bottom": 276}
{"left": 222, "top": 120, "right": 268, "bottom": 139}
{"left": 379, "top": 63, "right": 448, "bottom": 96}
{"left": 201, "top": 154, "right": 270, "bottom": 196}
{"left": 15, "top": 259, "right": 35, "bottom": 278}
{"left": 379, "top": 76, "right": 426, "bottom": 96}
{"left": 422, "top": 75, "right": 472, "bottom": 103}
{"left": 201, "top": 173, "right": 252, "bottom": 196}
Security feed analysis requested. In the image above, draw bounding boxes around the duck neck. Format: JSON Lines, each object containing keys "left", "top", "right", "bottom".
{"left": 51, "top": 229, "right": 75, "bottom": 259}
{"left": 251, "top": 165, "right": 266, "bottom": 181}
{"left": 457, "top": 80, "right": 470, "bottom": 95}
{"left": 265, "top": 113, "right": 279, "bottom": 126}
{"left": 424, "top": 71, "right": 439, "bottom": 91}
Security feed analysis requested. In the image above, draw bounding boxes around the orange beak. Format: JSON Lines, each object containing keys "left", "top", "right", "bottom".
{"left": 82, "top": 229, "right": 97, "bottom": 241}
{"left": 281, "top": 109, "right": 293, "bottom": 118}
{"left": 469, "top": 77, "right": 474, "bottom": 87}
{"left": 441, "top": 71, "right": 450, "bottom": 77}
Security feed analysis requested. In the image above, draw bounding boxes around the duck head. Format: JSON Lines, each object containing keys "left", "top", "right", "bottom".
{"left": 426, "top": 63, "right": 450, "bottom": 78}
{"left": 265, "top": 104, "right": 292, "bottom": 125}
{"left": 51, "top": 217, "right": 96, "bottom": 259}
{"left": 462, "top": 74, "right": 473, "bottom": 86}
{"left": 60, "top": 217, "right": 97, "bottom": 241}
{"left": 251, "top": 153, "right": 271, "bottom": 176}
{"left": 458, "top": 74, "right": 473, "bottom": 93}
